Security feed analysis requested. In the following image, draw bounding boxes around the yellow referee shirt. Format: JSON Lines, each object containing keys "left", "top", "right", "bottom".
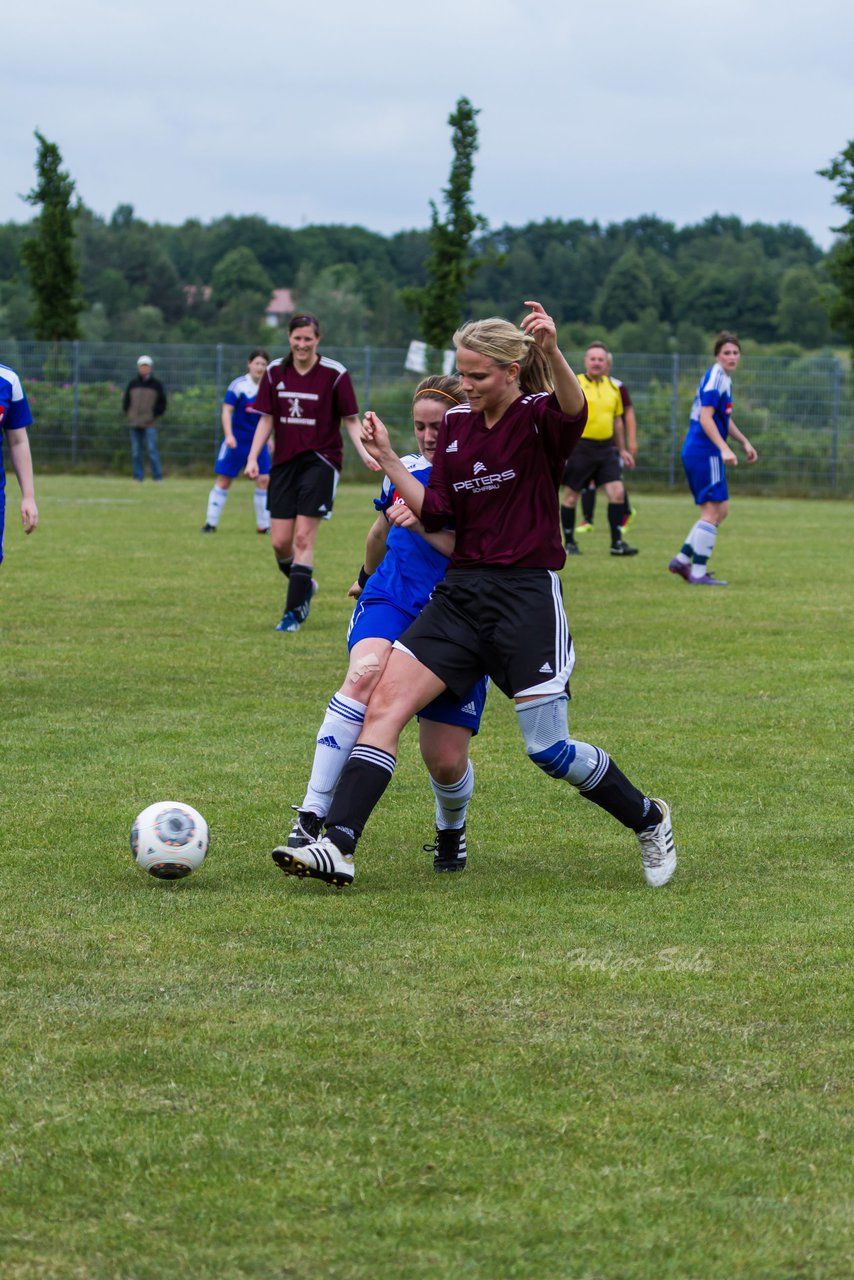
{"left": 578, "top": 374, "right": 624, "bottom": 442}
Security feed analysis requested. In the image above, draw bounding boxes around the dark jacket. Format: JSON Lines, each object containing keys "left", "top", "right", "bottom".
{"left": 123, "top": 375, "right": 167, "bottom": 427}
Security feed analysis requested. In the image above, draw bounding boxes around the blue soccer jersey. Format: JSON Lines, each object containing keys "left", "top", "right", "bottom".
{"left": 0, "top": 365, "right": 33, "bottom": 494}
{"left": 683, "top": 363, "right": 733, "bottom": 456}
{"left": 224, "top": 373, "right": 264, "bottom": 443}
{"left": 0, "top": 364, "right": 34, "bottom": 564}
{"left": 364, "top": 452, "right": 449, "bottom": 614}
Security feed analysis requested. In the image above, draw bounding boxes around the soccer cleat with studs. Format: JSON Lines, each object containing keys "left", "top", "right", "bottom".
{"left": 688, "top": 572, "right": 728, "bottom": 586}
{"left": 610, "top": 540, "right": 639, "bottom": 556}
{"left": 576, "top": 520, "right": 594, "bottom": 535}
{"left": 668, "top": 557, "right": 692, "bottom": 581}
{"left": 636, "top": 799, "right": 676, "bottom": 887}
{"left": 272, "top": 836, "right": 355, "bottom": 887}
{"left": 275, "top": 609, "right": 301, "bottom": 632}
{"left": 424, "top": 825, "right": 467, "bottom": 873}
{"left": 286, "top": 806, "right": 323, "bottom": 849}
{"left": 564, "top": 541, "right": 582, "bottom": 555}
{"left": 201, "top": 523, "right": 217, "bottom": 533}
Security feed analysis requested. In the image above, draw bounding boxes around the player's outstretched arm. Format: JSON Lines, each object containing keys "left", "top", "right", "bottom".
{"left": 344, "top": 415, "right": 382, "bottom": 471}
{"left": 360, "top": 413, "right": 426, "bottom": 517}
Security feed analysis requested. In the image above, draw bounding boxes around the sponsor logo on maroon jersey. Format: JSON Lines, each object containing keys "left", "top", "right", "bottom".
{"left": 452, "top": 468, "right": 516, "bottom": 493}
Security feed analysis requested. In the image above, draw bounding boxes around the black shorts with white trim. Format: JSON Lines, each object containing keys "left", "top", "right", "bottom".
{"left": 395, "top": 566, "right": 575, "bottom": 701}
{"left": 267, "top": 451, "right": 339, "bottom": 520}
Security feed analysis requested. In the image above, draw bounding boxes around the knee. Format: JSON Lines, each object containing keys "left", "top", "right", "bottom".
{"left": 422, "top": 742, "right": 469, "bottom": 784}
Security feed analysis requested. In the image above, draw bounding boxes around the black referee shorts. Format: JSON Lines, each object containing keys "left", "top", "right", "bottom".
{"left": 395, "top": 566, "right": 575, "bottom": 701}
{"left": 562, "top": 439, "right": 622, "bottom": 491}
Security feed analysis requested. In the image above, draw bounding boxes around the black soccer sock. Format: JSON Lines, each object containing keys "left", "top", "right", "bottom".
{"left": 325, "top": 745, "right": 397, "bottom": 854}
{"left": 286, "top": 563, "right": 313, "bottom": 613}
{"left": 580, "top": 758, "right": 662, "bottom": 831}
{"left": 607, "top": 502, "right": 624, "bottom": 547}
{"left": 581, "top": 486, "right": 596, "bottom": 524}
{"left": 622, "top": 488, "right": 632, "bottom": 521}
{"left": 277, "top": 556, "right": 293, "bottom": 578}
{"left": 561, "top": 505, "right": 576, "bottom": 543}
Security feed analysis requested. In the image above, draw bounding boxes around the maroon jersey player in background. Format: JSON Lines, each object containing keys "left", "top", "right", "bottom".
{"left": 271, "top": 301, "right": 676, "bottom": 890}
{"left": 246, "top": 312, "right": 380, "bottom": 633}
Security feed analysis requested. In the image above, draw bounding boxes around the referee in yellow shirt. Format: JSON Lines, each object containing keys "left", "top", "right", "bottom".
{"left": 560, "top": 342, "right": 638, "bottom": 556}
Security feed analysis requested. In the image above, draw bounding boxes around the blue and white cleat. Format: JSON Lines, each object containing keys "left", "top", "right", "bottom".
{"left": 275, "top": 609, "right": 301, "bottom": 632}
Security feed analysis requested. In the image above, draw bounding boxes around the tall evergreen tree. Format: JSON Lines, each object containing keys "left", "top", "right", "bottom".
{"left": 21, "top": 132, "right": 83, "bottom": 340}
{"left": 818, "top": 141, "right": 854, "bottom": 346}
{"left": 416, "top": 97, "right": 486, "bottom": 351}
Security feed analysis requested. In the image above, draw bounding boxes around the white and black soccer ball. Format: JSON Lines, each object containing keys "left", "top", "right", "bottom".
{"left": 131, "top": 801, "right": 209, "bottom": 880}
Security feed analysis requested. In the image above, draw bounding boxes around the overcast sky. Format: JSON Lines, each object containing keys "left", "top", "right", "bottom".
{"left": 6, "top": 0, "right": 853, "bottom": 252}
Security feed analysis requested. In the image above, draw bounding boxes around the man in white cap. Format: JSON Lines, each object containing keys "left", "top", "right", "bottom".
{"left": 122, "top": 355, "right": 167, "bottom": 481}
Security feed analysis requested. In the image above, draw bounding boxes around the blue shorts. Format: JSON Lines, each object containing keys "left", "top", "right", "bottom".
{"left": 347, "top": 595, "right": 488, "bottom": 734}
{"left": 215, "top": 438, "right": 271, "bottom": 479}
{"left": 682, "top": 449, "right": 728, "bottom": 505}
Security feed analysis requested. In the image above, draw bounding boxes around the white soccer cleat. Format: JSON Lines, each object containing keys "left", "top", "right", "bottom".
{"left": 272, "top": 836, "right": 354, "bottom": 888}
{"left": 637, "top": 799, "right": 676, "bottom": 887}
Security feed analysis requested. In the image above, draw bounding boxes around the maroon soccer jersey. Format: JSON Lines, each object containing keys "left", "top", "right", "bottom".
{"left": 253, "top": 355, "right": 359, "bottom": 471}
{"left": 612, "top": 377, "right": 632, "bottom": 408}
{"left": 420, "top": 392, "right": 587, "bottom": 569}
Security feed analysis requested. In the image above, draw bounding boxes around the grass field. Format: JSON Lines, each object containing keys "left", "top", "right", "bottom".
{"left": 1, "top": 476, "right": 852, "bottom": 1280}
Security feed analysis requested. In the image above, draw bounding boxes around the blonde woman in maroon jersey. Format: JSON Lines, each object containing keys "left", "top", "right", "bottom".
{"left": 272, "top": 301, "right": 675, "bottom": 891}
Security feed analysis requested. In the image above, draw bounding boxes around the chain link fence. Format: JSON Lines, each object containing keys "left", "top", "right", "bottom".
{"left": 1, "top": 339, "right": 850, "bottom": 494}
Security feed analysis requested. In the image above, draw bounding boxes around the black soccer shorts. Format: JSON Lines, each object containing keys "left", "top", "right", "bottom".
{"left": 267, "top": 452, "right": 339, "bottom": 520}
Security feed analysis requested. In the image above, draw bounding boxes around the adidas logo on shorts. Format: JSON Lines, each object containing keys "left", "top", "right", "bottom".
{"left": 539, "top": 662, "right": 553, "bottom": 673}
{"left": 460, "top": 701, "right": 476, "bottom": 715}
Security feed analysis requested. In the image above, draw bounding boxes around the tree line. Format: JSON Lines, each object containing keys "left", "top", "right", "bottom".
{"left": 1, "top": 132, "right": 848, "bottom": 356}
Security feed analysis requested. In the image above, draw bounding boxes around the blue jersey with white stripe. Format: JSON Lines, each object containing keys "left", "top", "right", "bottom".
{"left": 0, "top": 364, "right": 33, "bottom": 492}
{"left": 363, "top": 452, "right": 449, "bottom": 615}
{"left": 683, "top": 363, "right": 733, "bottom": 456}
{"left": 223, "top": 373, "right": 263, "bottom": 443}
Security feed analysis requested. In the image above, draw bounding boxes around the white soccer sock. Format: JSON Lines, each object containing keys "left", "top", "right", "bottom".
{"left": 430, "top": 760, "right": 474, "bottom": 830}
{"left": 254, "top": 488, "right": 270, "bottom": 530}
{"left": 689, "top": 520, "right": 718, "bottom": 578}
{"left": 205, "top": 486, "right": 229, "bottom": 527}
{"left": 301, "top": 693, "right": 368, "bottom": 816}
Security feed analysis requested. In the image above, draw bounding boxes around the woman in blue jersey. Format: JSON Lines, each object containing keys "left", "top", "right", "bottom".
{"left": 278, "top": 375, "right": 487, "bottom": 874}
{"left": 669, "top": 332, "right": 758, "bottom": 585}
{"left": 201, "top": 349, "right": 272, "bottom": 534}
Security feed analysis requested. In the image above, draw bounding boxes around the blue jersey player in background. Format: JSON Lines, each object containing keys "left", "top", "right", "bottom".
{"left": 277, "top": 375, "right": 488, "bottom": 875}
{"left": 201, "top": 349, "right": 272, "bottom": 535}
{"left": 0, "top": 363, "right": 39, "bottom": 567}
{"left": 669, "top": 332, "right": 757, "bottom": 586}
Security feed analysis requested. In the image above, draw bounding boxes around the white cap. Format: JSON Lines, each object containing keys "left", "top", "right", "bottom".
{"left": 137, "top": 354, "right": 153, "bottom": 366}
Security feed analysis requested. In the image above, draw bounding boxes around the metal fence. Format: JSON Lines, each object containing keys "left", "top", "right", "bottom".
{"left": 1, "top": 339, "right": 851, "bottom": 494}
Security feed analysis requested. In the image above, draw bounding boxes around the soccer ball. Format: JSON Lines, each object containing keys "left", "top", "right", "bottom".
{"left": 131, "top": 801, "right": 209, "bottom": 879}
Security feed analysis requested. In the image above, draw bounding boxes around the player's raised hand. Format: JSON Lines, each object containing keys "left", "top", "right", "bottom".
{"left": 360, "top": 411, "right": 392, "bottom": 462}
{"left": 521, "top": 301, "right": 558, "bottom": 354}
